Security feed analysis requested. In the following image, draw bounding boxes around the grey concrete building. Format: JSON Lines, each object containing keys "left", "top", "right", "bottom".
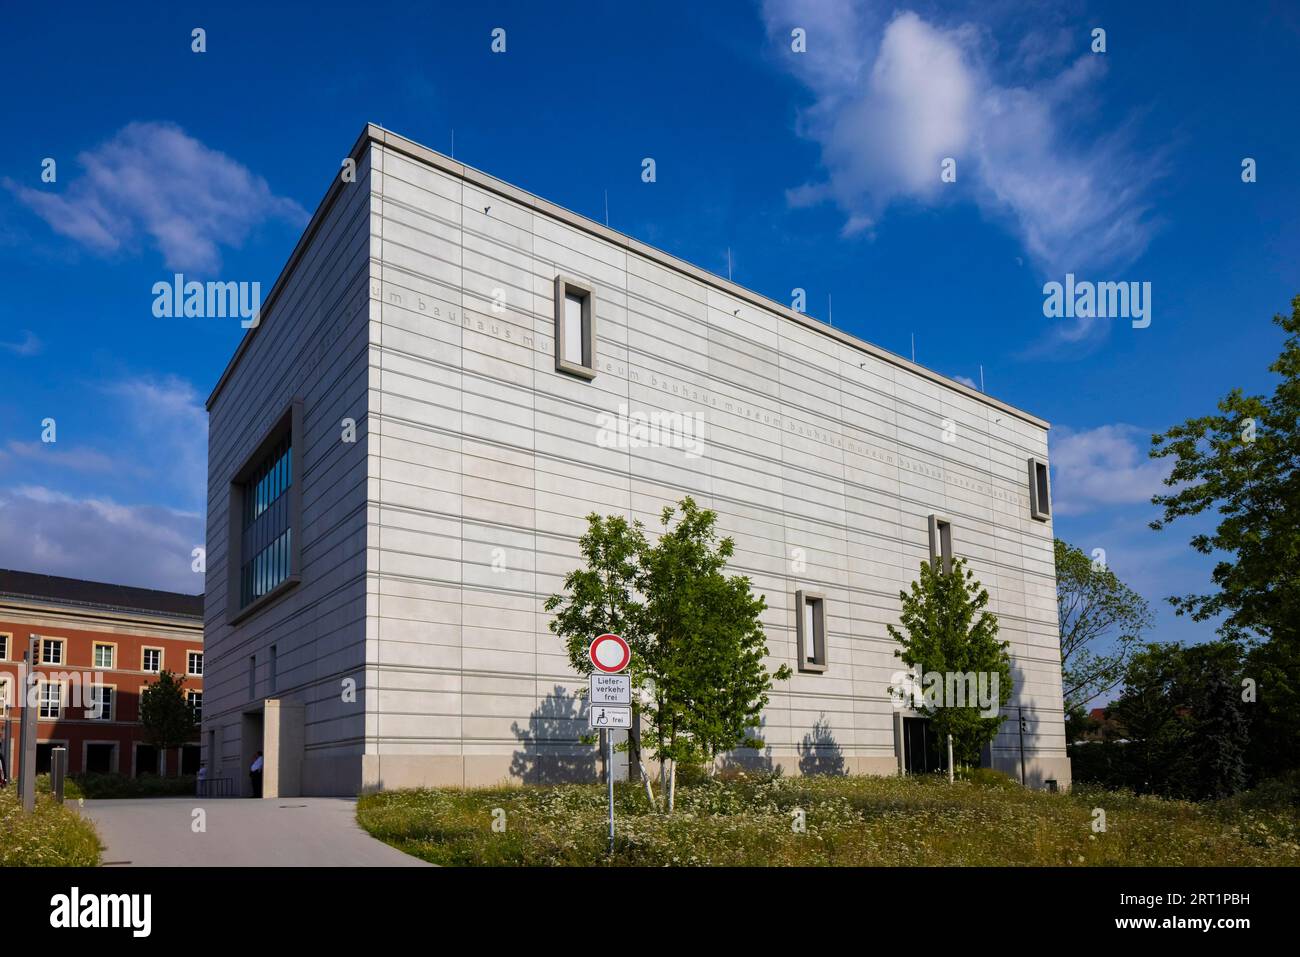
{"left": 202, "top": 124, "right": 1071, "bottom": 796}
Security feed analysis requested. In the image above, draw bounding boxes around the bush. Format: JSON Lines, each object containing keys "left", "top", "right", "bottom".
{"left": 0, "top": 784, "right": 102, "bottom": 866}
{"left": 37, "top": 772, "right": 198, "bottom": 799}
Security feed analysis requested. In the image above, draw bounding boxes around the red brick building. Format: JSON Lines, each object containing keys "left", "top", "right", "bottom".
{"left": 0, "top": 569, "right": 203, "bottom": 778}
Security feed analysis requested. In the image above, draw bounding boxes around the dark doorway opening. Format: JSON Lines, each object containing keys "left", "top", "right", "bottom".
{"left": 135, "top": 744, "right": 159, "bottom": 776}
{"left": 86, "top": 743, "right": 115, "bottom": 774}
{"left": 903, "top": 717, "right": 949, "bottom": 774}
{"left": 36, "top": 743, "right": 55, "bottom": 774}
{"left": 181, "top": 744, "right": 201, "bottom": 775}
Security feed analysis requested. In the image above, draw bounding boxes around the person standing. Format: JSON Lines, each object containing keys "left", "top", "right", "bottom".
{"left": 249, "top": 750, "right": 264, "bottom": 798}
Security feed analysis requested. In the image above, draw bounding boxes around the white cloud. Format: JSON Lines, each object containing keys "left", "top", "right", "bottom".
{"left": 0, "top": 486, "right": 203, "bottom": 594}
{"left": 1049, "top": 424, "right": 1172, "bottom": 516}
{"left": 103, "top": 374, "right": 209, "bottom": 503}
{"left": 763, "top": 2, "right": 1160, "bottom": 276}
{"left": 6, "top": 122, "right": 306, "bottom": 273}
{"left": 0, "top": 375, "right": 208, "bottom": 509}
{"left": 951, "top": 373, "right": 978, "bottom": 389}
{"left": 1, "top": 330, "right": 42, "bottom": 356}
{"left": 4, "top": 441, "right": 124, "bottom": 474}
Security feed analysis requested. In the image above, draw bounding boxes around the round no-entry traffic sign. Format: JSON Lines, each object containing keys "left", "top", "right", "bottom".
{"left": 588, "top": 633, "right": 630, "bottom": 674}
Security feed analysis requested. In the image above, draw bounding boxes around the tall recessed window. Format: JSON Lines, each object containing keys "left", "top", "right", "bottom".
{"left": 249, "top": 655, "right": 257, "bottom": 701}
{"left": 188, "top": 690, "right": 203, "bottom": 724}
{"left": 1029, "top": 457, "right": 1052, "bottom": 521}
{"left": 796, "top": 590, "right": 827, "bottom": 673}
{"left": 928, "top": 515, "right": 954, "bottom": 573}
{"left": 241, "top": 435, "right": 292, "bottom": 608}
{"left": 93, "top": 643, "right": 115, "bottom": 669}
{"left": 228, "top": 401, "right": 303, "bottom": 622}
{"left": 0, "top": 633, "right": 9, "bottom": 661}
{"left": 270, "top": 644, "right": 278, "bottom": 694}
{"left": 554, "top": 275, "right": 596, "bottom": 379}
{"left": 188, "top": 651, "right": 204, "bottom": 676}
{"left": 142, "top": 648, "right": 162, "bottom": 673}
{"left": 41, "top": 638, "right": 64, "bottom": 665}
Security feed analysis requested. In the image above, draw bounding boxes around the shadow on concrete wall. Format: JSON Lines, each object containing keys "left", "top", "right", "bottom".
{"left": 510, "top": 684, "right": 597, "bottom": 784}
{"left": 718, "top": 716, "right": 775, "bottom": 774}
{"left": 798, "top": 714, "right": 846, "bottom": 776}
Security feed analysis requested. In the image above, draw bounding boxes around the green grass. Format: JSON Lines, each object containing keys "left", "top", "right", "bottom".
{"left": 37, "top": 772, "right": 199, "bottom": 800}
{"left": 356, "top": 769, "right": 1300, "bottom": 867}
{"left": 0, "top": 783, "right": 102, "bottom": 866}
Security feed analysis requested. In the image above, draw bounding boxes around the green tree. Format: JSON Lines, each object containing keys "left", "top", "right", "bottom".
{"left": 139, "top": 670, "right": 196, "bottom": 774}
{"left": 638, "top": 498, "right": 790, "bottom": 809}
{"left": 545, "top": 497, "right": 789, "bottom": 812}
{"left": 1189, "top": 663, "right": 1249, "bottom": 800}
{"left": 1149, "top": 295, "right": 1300, "bottom": 782}
{"left": 543, "top": 511, "right": 649, "bottom": 771}
{"left": 1149, "top": 295, "right": 1300, "bottom": 647}
{"left": 887, "top": 558, "right": 1011, "bottom": 766}
{"left": 1109, "top": 641, "right": 1247, "bottom": 799}
{"left": 1054, "top": 538, "right": 1152, "bottom": 739}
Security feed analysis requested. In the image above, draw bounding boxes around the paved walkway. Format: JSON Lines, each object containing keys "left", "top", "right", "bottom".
{"left": 79, "top": 797, "right": 431, "bottom": 867}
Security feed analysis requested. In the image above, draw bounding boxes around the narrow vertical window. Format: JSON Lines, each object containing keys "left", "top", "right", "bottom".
{"left": 564, "top": 292, "right": 585, "bottom": 366}
{"left": 554, "top": 275, "right": 596, "bottom": 379}
{"left": 928, "top": 515, "right": 954, "bottom": 573}
{"left": 1029, "top": 457, "right": 1051, "bottom": 521}
{"left": 249, "top": 654, "right": 257, "bottom": 700}
{"left": 270, "top": 644, "right": 278, "bottom": 694}
{"left": 796, "top": 590, "right": 827, "bottom": 673}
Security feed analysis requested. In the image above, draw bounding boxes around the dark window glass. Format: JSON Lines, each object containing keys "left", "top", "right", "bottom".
{"left": 239, "top": 435, "right": 293, "bottom": 608}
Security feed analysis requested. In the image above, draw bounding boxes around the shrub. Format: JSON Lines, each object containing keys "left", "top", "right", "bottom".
{"left": 0, "top": 784, "right": 101, "bottom": 866}
{"left": 37, "top": 772, "right": 198, "bottom": 799}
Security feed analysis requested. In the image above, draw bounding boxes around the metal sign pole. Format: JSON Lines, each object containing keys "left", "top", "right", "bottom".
{"left": 1018, "top": 707, "right": 1027, "bottom": 786}
{"left": 607, "top": 731, "right": 615, "bottom": 855}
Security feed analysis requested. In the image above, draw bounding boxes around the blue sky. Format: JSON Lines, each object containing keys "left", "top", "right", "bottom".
{"left": 1, "top": 0, "right": 1297, "bottom": 663}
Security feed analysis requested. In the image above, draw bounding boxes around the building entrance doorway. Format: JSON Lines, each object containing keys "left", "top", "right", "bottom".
{"left": 902, "top": 717, "right": 949, "bottom": 774}
{"left": 240, "top": 710, "right": 264, "bottom": 797}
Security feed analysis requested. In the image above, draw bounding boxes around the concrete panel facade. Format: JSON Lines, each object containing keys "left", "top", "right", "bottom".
{"left": 204, "top": 125, "right": 1071, "bottom": 795}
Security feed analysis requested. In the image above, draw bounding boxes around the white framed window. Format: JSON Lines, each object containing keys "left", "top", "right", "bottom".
{"left": 41, "top": 638, "right": 64, "bottom": 665}
{"left": 1029, "top": 457, "right": 1052, "bottom": 521}
{"left": 142, "top": 648, "right": 162, "bottom": 673}
{"left": 795, "top": 590, "right": 828, "bottom": 673}
{"left": 38, "top": 681, "right": 63, "bottom": 719}
{"left": 0, "top": 632, "right": 9, "bottom": 661}
{"left": 188, "top": 651, "right": 204, "bottom": 676}
{"left": 188, "top": 690, "right": 203, "bottom": 724}
{"left": 928, "top": 514, "right": 954, "bottom": 573}
{"left": 88, "top": 686, "right": 114, "bottom": 722}
{"left": 93, "top": 643, "right": 115, "bottom": 669}
{"left": 0, "top": 675, "right": 12, "bottom": 711}
{"left": 553, "top": 275, "right": 596, "bottom": 379}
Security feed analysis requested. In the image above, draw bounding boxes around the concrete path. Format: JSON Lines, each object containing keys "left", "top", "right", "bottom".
{"left": 78, "top": 797, "right": 431, "bottom": 867}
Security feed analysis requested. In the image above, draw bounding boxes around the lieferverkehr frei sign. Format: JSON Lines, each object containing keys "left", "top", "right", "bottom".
{"left": 589, "top": 673, "right": 631, "bottom": 704}
{"left": 589, "top": 674, "right": 631, "bottom": 728}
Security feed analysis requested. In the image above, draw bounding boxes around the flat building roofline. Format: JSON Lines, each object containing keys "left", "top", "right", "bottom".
{"left": 206, "top": 123, "right": 1049, "bottom": 431}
